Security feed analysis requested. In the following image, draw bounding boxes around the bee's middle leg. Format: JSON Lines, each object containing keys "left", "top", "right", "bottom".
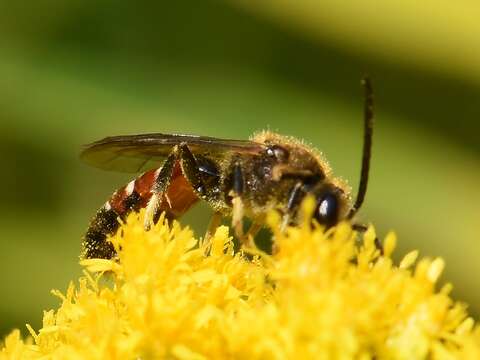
{"left": 177, "top": 144, "right": 220, "bottom": 240}
{"left": 204, "top": 211, "right": 223, "bottom": 242}
{"left": 242, "top": 220, "right": 263, "bottom": 248}
{"left": 229, "top": 162, "right": 246, "bottom": 240}
{"left": 177, "top": 146, "right": 251, "bottom": 246}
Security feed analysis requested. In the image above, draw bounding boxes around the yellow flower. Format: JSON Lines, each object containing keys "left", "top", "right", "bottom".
{"left": 2, "top": 201, "right": 480, "bottom": 359}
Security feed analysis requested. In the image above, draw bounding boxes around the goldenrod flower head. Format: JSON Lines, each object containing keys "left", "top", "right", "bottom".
{"left": 2, "top": 205, "right": 480, "bottom": 359}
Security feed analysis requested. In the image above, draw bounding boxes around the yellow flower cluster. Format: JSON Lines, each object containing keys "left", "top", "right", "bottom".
{"left": 2, "top": 200, "right": 480, "bottom": 359}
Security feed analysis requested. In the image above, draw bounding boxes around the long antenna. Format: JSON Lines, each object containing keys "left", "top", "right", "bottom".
{"left": 348, "top": 77, "right": 374, "bottom": 219}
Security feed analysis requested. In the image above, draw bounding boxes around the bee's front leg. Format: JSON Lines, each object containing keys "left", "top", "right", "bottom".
{"left": 352, "top": 223, "right": 384, "bottom": 255}
{"left": 281, "top": 182, "right": 304, "bottom": 231}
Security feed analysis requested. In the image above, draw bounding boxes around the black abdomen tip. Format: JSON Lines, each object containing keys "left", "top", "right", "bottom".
{"left": 82, "top": 206, "right": 120, "bottom": 259}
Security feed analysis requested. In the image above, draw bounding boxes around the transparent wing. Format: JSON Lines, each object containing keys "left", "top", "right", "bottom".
{"left": 81, "top": 133, "right": 265, "bottom": 173}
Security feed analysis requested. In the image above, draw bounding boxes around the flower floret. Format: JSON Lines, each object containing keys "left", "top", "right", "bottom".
{"left": 2, "top": 210, "right": 480, "bottom": 359}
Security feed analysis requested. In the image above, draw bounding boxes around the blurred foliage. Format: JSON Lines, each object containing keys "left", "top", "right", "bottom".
{"left": 231, "top": 0, "right": 480, "bottom": 85}
{"left": 0, "top": 0, "right": 479, "bottom": 338}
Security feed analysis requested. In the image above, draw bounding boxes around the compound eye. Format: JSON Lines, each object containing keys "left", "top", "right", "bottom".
{"left": 266, "top": 145, "right": 289, "bottom": 162}
{"left": 315, "top": 192, "right": 339, "bottom": 228}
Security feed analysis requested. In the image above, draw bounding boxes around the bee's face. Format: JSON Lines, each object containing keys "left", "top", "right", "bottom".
{"left": 252, "top": 132, "right": 353, "bottom": 228}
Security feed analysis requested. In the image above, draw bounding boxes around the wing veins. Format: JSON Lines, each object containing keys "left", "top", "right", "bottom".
{"left": 81, "top": 133, "right": 265, "bottom": 173}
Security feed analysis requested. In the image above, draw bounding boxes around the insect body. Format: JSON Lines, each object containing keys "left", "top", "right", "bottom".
{"left": 81, "top": 79, "right": 374, "bottom": 260}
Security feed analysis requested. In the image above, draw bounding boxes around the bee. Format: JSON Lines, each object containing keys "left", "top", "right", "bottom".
{"left": 81, "top": 79, "right": 374, "bottom": 260}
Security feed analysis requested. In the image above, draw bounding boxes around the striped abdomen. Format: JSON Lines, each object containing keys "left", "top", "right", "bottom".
{"left": 82, "top": 162, "right": 199, "bottom": 259}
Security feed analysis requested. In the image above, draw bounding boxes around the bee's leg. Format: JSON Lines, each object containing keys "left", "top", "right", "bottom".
{"left": 352, "top": 223, "right": 367, "bottom": 232}
{"left": 178, "top": 143, "right": 210, "bottom": 196}
{"left": 281, "top": 182, "right": 304, "bottom": 231}
{"left": 144, "top": 147, "right": 179, "bottom": 230}
{"left": 243, "top": 220, "right": 264, "bottom": 248}
{"left": 176, "top": 143, "right": 225, "bottom": 243}
{"left": 204, "top": 211, "right": 223, "bottom": 242}
{"left": 231, "top": 197, "right": 245, "bottom": 239}
{"left": 229, "top": 162, "right": 245, "bottom": 240}
{"left": 374, "top": 237, "right": 384, "bottom": 256}
{"left": 352, "top": 223, "right": 383, "bottom": 255}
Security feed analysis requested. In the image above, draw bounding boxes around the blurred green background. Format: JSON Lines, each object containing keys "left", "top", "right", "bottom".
{"left": 1, "top": 0, "right": 479, "bottom": 338}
